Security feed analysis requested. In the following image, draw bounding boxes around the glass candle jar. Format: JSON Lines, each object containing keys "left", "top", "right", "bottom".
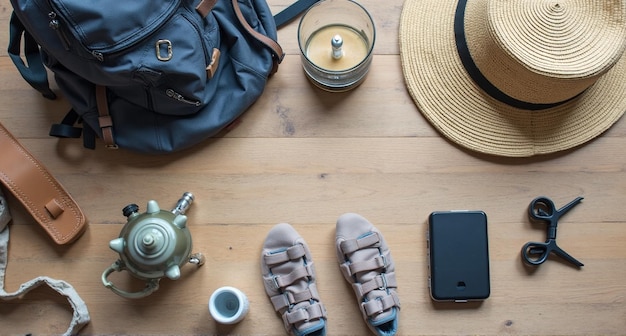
{"left": 298, "top": 0, "right": 376, "bottom": 92}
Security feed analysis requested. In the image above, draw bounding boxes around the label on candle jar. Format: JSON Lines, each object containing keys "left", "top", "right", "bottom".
{"left": 305, "top": 25, "right": 369, "bottom": 71}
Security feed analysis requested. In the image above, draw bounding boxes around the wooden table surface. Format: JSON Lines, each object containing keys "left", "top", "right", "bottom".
{"left": 1, "top": 0, "right": 626, "bottom": 335}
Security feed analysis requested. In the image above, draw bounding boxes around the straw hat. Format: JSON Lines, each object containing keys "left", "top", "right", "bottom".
{"left": 399, "top": 0, "right": 626, "bottom": 157}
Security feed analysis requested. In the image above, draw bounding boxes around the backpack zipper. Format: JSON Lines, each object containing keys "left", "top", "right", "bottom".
{"left": 48, "top": 12, "right": 71, "bottom": 50}
{"left": 91, "top": 51, "right": 104, "bottom": 62}
{"left": 46, "top": 0, "right": 181, "bottom": 62}
{"left": 166, "top": 89, "right": 201, "bottom": 106}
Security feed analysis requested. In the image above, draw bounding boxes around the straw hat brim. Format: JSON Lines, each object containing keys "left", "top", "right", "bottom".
{"left": 399, "top": 0, "right": 626, "bottom": 157}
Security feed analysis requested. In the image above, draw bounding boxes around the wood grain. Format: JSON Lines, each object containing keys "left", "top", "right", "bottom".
{"left": 1, "top": 0, "right": 625, "bottom": 335}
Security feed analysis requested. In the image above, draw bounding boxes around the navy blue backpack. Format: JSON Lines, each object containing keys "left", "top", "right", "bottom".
{"left": 8, "top": 0, "right": 289, "bottom": 154}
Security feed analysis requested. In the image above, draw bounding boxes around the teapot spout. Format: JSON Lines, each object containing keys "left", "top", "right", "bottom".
{"left": 172, "top": 192, "right": 194, "bottom": 215}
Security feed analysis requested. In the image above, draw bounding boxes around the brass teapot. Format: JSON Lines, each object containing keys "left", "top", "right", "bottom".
{"left": 102, "top": 192, "right": 204, "bottom": 298}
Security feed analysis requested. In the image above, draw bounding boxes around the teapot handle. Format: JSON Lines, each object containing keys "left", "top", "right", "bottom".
{"left": 101, "top": 260, "right": 160, "bottom": 299}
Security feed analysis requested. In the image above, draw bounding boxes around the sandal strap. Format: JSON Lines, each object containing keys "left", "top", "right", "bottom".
{"left": 339, "top": 232, "right": 380, "bottom": 255}
{"left": 352, "top": 272, "right": 398, "bottom": 298}
{"left": 270, "top": 283, "right": 321, "bottom": 311}
{"left": 362, "top": 291, "right": 401, "bottom": 317}
{"left": 264, "top": 263, "right": 314, "bottom": 291}
{"left": 264, "top": 244, "right": 306, "bottom": 266}
{"left": 339, "top": 249, "right": 391, "bottom": 279}
{"left": 284, "top": 301, "right": 327, "bottom": 324}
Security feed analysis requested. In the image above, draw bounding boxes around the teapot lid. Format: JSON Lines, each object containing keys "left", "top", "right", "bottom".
{"left": 127, "top": 218, "right": 176, "bottom": 266}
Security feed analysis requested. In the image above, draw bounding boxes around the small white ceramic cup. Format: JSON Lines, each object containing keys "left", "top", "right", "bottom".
{"left": 208, "top": 286, "right": 250, "bottom": 324}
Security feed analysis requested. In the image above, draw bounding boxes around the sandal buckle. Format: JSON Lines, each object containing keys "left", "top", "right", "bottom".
{"left": 272, "top": 275, "right": 281, "bottom": 290}
{"left": 378, "top": 273, "right": 388, "bottom": 291}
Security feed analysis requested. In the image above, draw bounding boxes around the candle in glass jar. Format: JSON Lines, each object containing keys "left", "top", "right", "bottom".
{"left": 305, "top": 25, "right": 369, "bottom": 71}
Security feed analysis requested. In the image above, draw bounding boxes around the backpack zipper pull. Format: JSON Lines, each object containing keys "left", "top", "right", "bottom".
{"left": 48, "top": 12, "right": 71, "bottom": 51}
{"left": 166, "top": 89, "right": 201, "bottom": 106}
{"left": 92, "top": 51, "right": 104, "bottom": 62}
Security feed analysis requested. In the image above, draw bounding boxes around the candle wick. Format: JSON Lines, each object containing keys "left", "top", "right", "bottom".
{"left": 331, "top": 34, "right": 343, "bottom": 60}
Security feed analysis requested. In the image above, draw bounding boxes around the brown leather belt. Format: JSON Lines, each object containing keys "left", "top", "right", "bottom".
{"left": 0, "top": 122, "right": 86, "bottom": 244}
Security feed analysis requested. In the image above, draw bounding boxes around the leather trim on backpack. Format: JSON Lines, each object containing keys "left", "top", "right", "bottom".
{"left": 196, "top": 0, "right": 218, "bottom": 18}
{"left": 206, "top": 48, "right": 221, "bottom": 79}
{"left": 95, "top": 86, "right": 118, "bottom": 149}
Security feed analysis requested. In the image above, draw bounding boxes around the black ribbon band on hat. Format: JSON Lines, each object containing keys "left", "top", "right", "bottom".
{"left": 454, "top": 0, "right": 576, "bottom": 111}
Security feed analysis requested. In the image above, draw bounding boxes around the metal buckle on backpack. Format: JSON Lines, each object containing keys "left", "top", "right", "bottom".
{"left": 156, "top": 40, "right": 173, "bottom": 62}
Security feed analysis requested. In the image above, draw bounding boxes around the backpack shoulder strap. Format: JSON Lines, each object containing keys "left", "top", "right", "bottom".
{"left": 195, "top": 0, "right": 321, "bottom": 73}
{"left": 230, "top": 0, "right": 285, "bottom": 74}
{"left": 7, "top": 13, "right": 56, "bottom": 100}
{"left": 196, "top": 0, "right": 288, "bottom": 74}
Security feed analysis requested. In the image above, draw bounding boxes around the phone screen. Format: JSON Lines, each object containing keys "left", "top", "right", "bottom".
{"left": 428, "top": 211, "right": 490, "bottom": 302}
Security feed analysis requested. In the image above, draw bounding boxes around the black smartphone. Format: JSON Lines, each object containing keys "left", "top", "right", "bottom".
{"left": 427, "top": 210, "right": 490, "bottom": 302}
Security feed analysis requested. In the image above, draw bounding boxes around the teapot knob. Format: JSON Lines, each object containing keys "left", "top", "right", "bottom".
{"left": 136, "top": 228, "right": 166, "bottom": 255}
{"left": 142, "top": 233, "right": 157, "bottom": 250}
